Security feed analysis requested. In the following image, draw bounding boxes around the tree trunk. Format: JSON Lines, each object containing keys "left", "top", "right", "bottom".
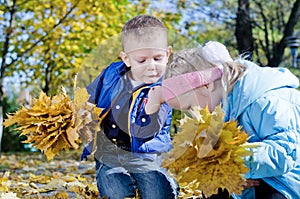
{"left": 269, "top": 0, "right": 300, "bottom": 67}
{"left": 0, "top": 63, "right": 3, "bottom": 154}
{"left": 235, "top": 0, "right": 253, "bottom": 58}
{"left": 0, "top": 82, "right": 3, "bottom": 155}
{"left": 0, "top": 0, "right": 17, "bottom": 155}
{"left": 0, "top": 106, "right": 2, "bottom": 155}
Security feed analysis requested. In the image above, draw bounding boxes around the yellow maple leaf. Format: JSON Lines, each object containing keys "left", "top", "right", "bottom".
{"left": 53, "top": 190, "right": 69, "bottom": 199}
{"left": 29, "top": 173, "right": 51, "bottom": 184}
{"left": 163, "top": 105, "right": 255, "bottom": 197}
{"left": 3, "top": 85, "right": 103, "bottom": 161}
{"left": 0, "top": 192, "right": 19, "bottom": 199}
{"left": 66, "top": 127, "right": 80, "bottom": 149}
{"left": 0, "top": 171, "right": 11, "bottom": 192}
{"left": 74, "top": 87, "right": 90, "bottom": 111}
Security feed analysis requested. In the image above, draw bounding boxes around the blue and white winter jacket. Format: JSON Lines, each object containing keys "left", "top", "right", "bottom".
{"left": 224, "top": 60, "right": 300, "bottom": 199}
{"left": 81, "top": 61, "right": 173, "bottom": 161}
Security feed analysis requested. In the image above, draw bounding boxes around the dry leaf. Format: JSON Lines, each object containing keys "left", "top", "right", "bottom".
{"left": 39, "top": 179, "right": 67, "bottom": 192}
{"left": 0, "top": 171, "right": 11, "bottom": 193}
{"left": 3, "top": 85, "right": 103, "bottom": 161}
{"left": 0, "top": 151, "right": 100, "bottom": 198}
{"left": 0, "top": 192, "right": 20, "bottom": 199}
{"left": 163, "top": 105, "right": 256, "bottom": 197}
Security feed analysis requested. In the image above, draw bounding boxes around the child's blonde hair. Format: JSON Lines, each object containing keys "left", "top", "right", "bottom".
{"left": 165, "top": 46, "right": 247, "bottom": 94}
{"left": 121, "top": 15, "right": 167, "bottom": 52}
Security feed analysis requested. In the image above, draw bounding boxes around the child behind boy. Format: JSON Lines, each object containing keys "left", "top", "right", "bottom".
{"left": 160, "top": 41, "right": 300, "bottom": 199}
{"left": 81, "top": 15, "right": 179, "bottom": 199}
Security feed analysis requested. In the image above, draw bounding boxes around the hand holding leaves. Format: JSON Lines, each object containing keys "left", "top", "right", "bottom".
{"left": 3, "top": 86, "right": 102, "bottom": 161}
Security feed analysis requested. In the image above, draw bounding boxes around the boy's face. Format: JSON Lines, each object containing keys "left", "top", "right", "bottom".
{"left": 120, "top": 34, "right": 171, "bottom": 84}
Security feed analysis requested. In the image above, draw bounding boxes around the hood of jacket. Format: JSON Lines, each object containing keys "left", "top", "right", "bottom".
{"left": 223, "top": 60, "right": 299, "bottom": 122}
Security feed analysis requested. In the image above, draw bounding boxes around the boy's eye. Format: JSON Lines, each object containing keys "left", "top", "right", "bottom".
{"left": 137, "top": 60, "right": 146, "bottom": 63}
{"left": 136, "top": 56, "right": 163, "bottom": 63}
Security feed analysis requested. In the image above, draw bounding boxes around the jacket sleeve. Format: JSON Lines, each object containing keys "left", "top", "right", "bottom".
{"left": 240, "top": 94, "right": 300, "bottom": 179}
{"left": 86, "top": 75, "right": 102, "bottom": 104}
{"left": 86, "top": 61, "right": 125, "bottom": 110}
{"left": 137, "top": 103, "right": 173, "bottom": 153}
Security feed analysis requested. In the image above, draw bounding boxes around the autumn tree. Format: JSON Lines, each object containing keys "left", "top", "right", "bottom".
{"left": 0, "top": 0, "right": 147, "bottom": 152}
{"left": 251, "top": 0, "right": 300, "bottom": 66}
{"left": 154, "top": 0, "right": 299, "bottom": 66}
{"left": 230, "top": 0, "right": 300, "bottom": 66}
{"left": 0, "top": 0, "right": 185, "bottom": 152}
{"left": 235, "top": 0, "right": 253, "bottom": 56}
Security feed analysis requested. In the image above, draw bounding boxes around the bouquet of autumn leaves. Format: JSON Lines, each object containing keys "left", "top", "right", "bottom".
{"left": 163, "top": 105, "right": 256, "bottom": 198}
{"left": 3, "top": 82, "right": 102, "bottom": 161}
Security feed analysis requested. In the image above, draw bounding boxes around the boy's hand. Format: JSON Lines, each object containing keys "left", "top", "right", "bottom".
{"left": 145, "top": 86, "right": 165, "bottom": 114}
{"left": 243, "top": 179, "right": 260, "bottom": 189}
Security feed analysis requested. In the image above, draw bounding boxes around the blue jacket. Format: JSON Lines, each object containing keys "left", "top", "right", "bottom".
{"left": 81, "top": 61, "right": 173, "bottom": 160}
{"left": 224, "top": 60, "right": 300, "bottom": 199}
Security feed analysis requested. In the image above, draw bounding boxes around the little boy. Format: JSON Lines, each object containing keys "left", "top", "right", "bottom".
{"left": 81, "top": 15, "right": 178, "bottom": 199}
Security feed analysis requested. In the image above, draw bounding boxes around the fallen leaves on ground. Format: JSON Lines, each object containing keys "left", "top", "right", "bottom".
{"left": 0, "top": 150, "right": 207, "bottom": 198}
{"left": 0, "top": 150, "right": 99, "bottom": 199}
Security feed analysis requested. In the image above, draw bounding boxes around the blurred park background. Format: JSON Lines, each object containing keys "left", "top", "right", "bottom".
{"left": 1, "top": 0, "right": 300, "bottom": 153}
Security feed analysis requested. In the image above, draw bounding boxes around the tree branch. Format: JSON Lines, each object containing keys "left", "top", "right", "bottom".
{"left": 7, "top": 0, "right": 81, "bottom": 69}
{"left": 253, "top": 0, "right": 271, "bottom": 62}
{"left": 1, "top": 0, "right": 17, "bottom": 79}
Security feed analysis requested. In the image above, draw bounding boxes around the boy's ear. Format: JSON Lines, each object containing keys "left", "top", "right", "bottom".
{"left": 166, "top": 46, "right": 172, "bottom": 58}
{"left": 120, "top": 51, "right": 131, "bottom": 67}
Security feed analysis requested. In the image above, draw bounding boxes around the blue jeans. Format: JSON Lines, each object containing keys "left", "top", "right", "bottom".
{"left": 95, "top": 160, "right": 179, "bottom": 199}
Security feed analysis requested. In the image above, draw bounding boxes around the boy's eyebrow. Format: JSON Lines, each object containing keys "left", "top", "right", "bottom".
{"left": 131, "top": 54, "right": 166, "bottom": 61}
{"left": 125, "top": 47, "right": 167, "bottom": 54}
{"left": 135, "top": 53, "right": 165, "bottom": 58}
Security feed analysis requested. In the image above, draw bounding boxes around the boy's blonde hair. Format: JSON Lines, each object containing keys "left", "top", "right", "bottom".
{"left": 165, "top": 46, "right": 247, "bottom": 93}
{"left": 121, "top": 15, "right": 168, "bottom": 52}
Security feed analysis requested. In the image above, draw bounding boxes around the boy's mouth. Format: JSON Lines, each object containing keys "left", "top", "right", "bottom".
{"left": 146, "top": 72, "right": 159, "bottom": 78}
{"left": 148, "top": 75, "right": 158, "bottom": 78}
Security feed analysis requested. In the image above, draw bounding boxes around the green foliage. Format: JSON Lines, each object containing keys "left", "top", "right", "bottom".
{"left": 1, "top": 0, "right": 145, "bottom": 96}
{"left": 0, "top": 0, "right": 185, "bottom": 97}
{"left": 2, "top": 96, "right": 29, "bottom": 152}
{"left": 1, "top": 0, "right": 298, "bottom": 97}
{"left": 288, "top": 67, "right": 300, "bottom": 77}
{"left": 156, "top": 0, "right": 298, "bottom": 66}
{"left": 1, "top": 0, "right": 184, "bottom": 150}
{"left": 286, "top": 67, "right": 300, "bottom": 91}
{"left": 170, "top": 109, "right": 182, "bottom": 137}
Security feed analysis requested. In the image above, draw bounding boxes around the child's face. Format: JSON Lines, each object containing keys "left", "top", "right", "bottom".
{"left": 120, "top": 35, "right": 171, "bottom": 84}
{"left": 167, "top": 86, "right": 212, "bottom": 111}
{"left": 162, "top": 66, "right": 223, "bottom": 113}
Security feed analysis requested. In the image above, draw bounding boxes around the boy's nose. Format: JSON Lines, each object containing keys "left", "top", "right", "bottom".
{"left": 147, "top": 59, "right": 156, "bottom": 70}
